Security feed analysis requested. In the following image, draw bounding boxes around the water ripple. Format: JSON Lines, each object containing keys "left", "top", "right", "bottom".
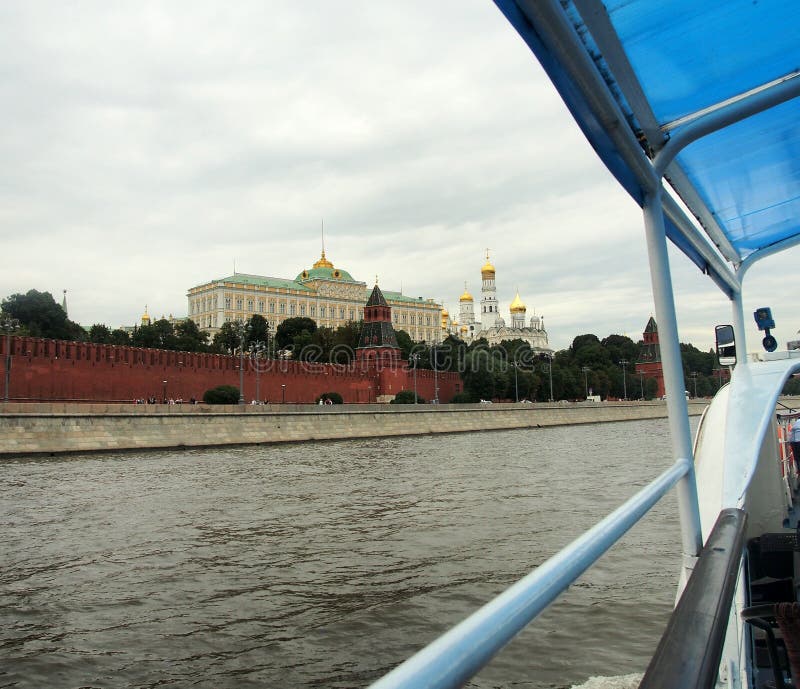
{"left": 1, "top": 419, "right": 685, "bottom": 688}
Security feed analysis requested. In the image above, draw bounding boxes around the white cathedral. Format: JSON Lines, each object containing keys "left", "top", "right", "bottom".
{"left": 444, "top": 251, "right": 552, "bottom": 352}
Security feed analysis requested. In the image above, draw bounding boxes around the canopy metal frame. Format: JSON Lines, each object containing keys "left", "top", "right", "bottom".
{"left": 500, "top": 0, "right": 800, "bottom": 567}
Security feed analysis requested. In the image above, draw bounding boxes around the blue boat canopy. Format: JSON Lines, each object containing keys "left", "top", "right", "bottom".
{"left": 494, "top": 0, "right": 800, "bottom": 294}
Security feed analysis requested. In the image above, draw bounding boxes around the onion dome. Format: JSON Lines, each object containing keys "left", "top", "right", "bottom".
{"left": 141, "top": 306, "right": 151, "bottom": 324}
{"left": 481, "top": 250, "right": 495, "bottom": 278}
{"left": 460, "top": 325, "right": 468, "bottom": 333}
{"left": 459, "top": 287, "right": 474, "bottom": 302}
{"left": 509, "top": 291, "right": 527, "bottom": 313}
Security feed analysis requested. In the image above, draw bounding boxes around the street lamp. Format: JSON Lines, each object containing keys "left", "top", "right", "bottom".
{"left": 690, "top": 371, "right": 698, "bottom": 398}
{"left": 619, "top": 359, "right": 628, "bottom": 400}
{"left": 281, "top": 383, "right": 286, "bottom": 404}
{"left": 432, "top": 344, "right": 439, "bottom": 404}
{"left": 581, "top": 366, "right": 591, "bottom": 398}
{"left": 250, "top": 341, "right": 265, "bottom": 403}
{"left": 639, "top": 372, "right": 645, "bottom": 400}
{"left": 511, "top": 361, "right": 519, "bottom": 402}
{"left": 1, "top": 317, "right": 20, "bottom": 403}
{"left": 235, "top": 320, "right": 250, "bottom": 404}
{"left": 546, "top": 353, "right": 554, "bottom": 402}
{"left": 410, "top": 352, "right": 419, "bottom": 404}
{"left": 162, "top": 379, "right": 168, "bottom": 403}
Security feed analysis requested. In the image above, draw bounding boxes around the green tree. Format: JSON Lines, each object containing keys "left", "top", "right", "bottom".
{"left": 246, "top": 314, "right": 270, "bottom": 348}
{"left": 110, "top": 328, "right": 131, "bottom": 346}
{"left": 88, "top": 324, "right": 112, "bottom": 343}
{"left": 311, "top": 326, "right": 337, "bottom": 361}
{"left": 174, "top": 319, "right": 209, "bottom": 352}
{"left": 275, "top": 317, "right": 317, "bottom": 350}
{"left": 211, "top": 321, "right": 240, "bottom": 354}
{"left": 1, "top": 289, "right": 85, "bottom": 341}
{"left": 131, "top": 324, "right": 158, "bottom": 349}
{"left": 395, "top": 329, "right": 414, "bottom": 360}
{"left": 601, "top": 334, "right": 639, "bottom": 365}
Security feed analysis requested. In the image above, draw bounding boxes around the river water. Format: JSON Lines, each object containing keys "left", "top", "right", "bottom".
{"left": 1, "top": 418, "right": 690, "bottom": 689}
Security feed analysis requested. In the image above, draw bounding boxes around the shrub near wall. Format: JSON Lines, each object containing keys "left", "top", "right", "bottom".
{"left": 316, "top": 392, "right": 343, "bottom": 404}
{"left": 391, "top": 390, "right": 426, "bottom": 404}
{"left": 203, "top": 385, "right": 241, "bottom": 404}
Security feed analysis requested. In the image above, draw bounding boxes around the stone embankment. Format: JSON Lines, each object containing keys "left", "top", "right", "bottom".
{"left": 0, "top": 400, "right": 711, "bottom": 456}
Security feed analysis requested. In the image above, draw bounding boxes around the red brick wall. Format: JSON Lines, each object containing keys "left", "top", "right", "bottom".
{"left": 0, "top": 336, "right": 461, "bottom": 404}
{"left": 635, "top": 361, "right": 665, "bottom": 398}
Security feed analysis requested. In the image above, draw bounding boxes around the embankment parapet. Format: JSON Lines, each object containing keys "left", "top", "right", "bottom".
{"left": 0, "top": 400, "right": 710, "bottom": 456}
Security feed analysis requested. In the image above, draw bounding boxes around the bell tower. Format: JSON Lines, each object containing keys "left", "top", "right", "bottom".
{"left": 480, "top": 249, "right": 500, "bottom": 328}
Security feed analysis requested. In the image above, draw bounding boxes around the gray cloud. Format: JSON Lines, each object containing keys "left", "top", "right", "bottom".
{"left": 1, "top": 1, "right": 796, "bottom": 354}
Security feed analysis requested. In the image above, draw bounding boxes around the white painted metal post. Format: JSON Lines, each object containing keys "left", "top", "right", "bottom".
{"left": 731, "top": 289, "right": 748, "bottom": 365}
{"left": 642, "top": 188, "right": 703, "bottom": 560}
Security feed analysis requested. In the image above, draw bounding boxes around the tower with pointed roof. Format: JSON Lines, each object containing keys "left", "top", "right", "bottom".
{"left": 635, "top": 316, "right": 665, "bottom": 398}
{"left": 356, "top": 283, "right": 401, "bottom": 364}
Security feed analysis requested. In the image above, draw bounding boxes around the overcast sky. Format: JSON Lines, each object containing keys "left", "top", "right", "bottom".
{"left": 1, "top": 1, "right": 796, "bottom": 353}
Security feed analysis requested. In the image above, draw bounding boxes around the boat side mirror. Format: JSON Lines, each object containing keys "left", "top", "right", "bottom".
{"left": 715, "top": 325, "right": 737, "bottom": 367}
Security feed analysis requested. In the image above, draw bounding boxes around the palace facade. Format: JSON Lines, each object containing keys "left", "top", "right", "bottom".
{"left": 187, "top": 250, "right": 443, "bottom": 343}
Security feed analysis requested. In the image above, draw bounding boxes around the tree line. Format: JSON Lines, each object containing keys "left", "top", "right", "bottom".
{"left": 3, "top": 288, "right": 798, "bottom": 400}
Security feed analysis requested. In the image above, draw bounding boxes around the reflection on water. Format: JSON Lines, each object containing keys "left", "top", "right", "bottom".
{"left": 1, "top": 419, "right": 686, "bottom": 688}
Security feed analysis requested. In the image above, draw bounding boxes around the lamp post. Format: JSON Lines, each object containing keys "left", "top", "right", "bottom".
{"left": 162, "top": 379, "right": 168, "bottom": 403}
{"left": 690, "top": 371, "right": 698, "bottom": 398}
{"left": 281, "top": 384, "right": 286, "bottom": 404}
{"left": 236, "top": 320, "right": 249, "bottom": 405}
{"left": 619, "top": 359, "right": 628, "bottom": 400}
{"left": 639, "top": 372, "right": 645, "bottom": 400}
{"left": 410, "top": 353, "right": 419, "bottom": 404}
{"left": 251, "top": 342, "right": 265, "bottom": 403}
{"left": 432, "top": 344, "right": 439, "bottom": 404}
{"left": 581, "top": 366, "right": 591, "bottom": 398}
{"left": 546, "top": 353, "right": 554, "bottom": 402}
{"left": 511, "top": 361, "right": 519, "bottom": 402}
{"left": 1, "top": 317, "right": 20, "bottom": 403}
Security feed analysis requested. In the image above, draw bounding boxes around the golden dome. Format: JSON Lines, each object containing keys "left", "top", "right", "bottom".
{"left": 481, "top": 249, "right": 495, "bottom": 277}
{"left": 441, "top": 307, "right": 449, "bottom": 318}
{"left": 141, "top": 306, "right": 150, "bottom": 324}
{"left": 459, "top": 286, "right": 473, "bottom": 302}
{"left": 313, "top": 250, "right": 334, "bottom": 269}
{"left": 509, "top": 291, "right": 527, "bottom": 313}
{"left": 460, "top": 325, "right": 468, "bottom": 333}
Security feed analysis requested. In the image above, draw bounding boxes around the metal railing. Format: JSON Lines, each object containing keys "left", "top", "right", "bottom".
{"left": 639, "top": 508, "right": 747, "bottom": 689}
{"left": 369, "top": 456, "right": 693, "bottom": 689}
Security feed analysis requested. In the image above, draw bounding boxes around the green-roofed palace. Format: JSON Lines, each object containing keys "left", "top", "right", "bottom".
{"left": 187, "top": 250, "right": 443, "bottom": 343}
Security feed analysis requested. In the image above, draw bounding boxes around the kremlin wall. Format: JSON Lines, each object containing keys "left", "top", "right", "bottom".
{"left": 0, "top": 336, "right": 461, "bottom": 404}
{"left": 0, "top": 283, "right": 462, "bottom": 405}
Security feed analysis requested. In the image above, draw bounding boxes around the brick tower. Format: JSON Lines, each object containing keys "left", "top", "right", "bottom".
{"left": 635, "top": 316, "right": 665, "bottom": 397}
{"left": 356, "top": 284, "right": 401, "bottom": 365}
